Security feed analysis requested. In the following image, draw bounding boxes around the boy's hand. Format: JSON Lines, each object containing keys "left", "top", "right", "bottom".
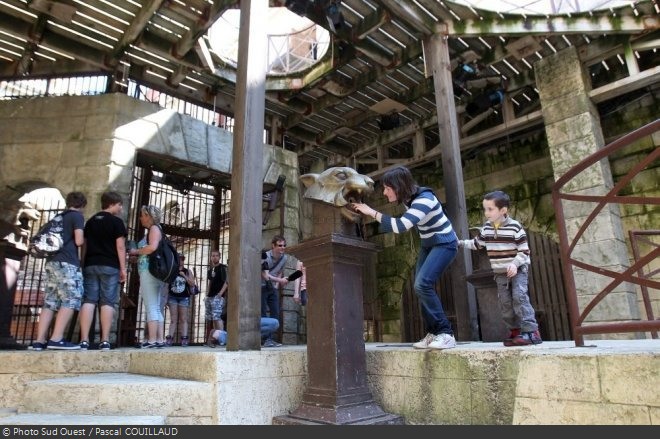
{"left": 506, "top": 264, "right": 518, "bottom": 278}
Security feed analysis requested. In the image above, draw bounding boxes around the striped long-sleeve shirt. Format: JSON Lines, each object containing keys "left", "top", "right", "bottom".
{"left": 380, "top": 188, "right": 457, "bottom": 247}
{"left": 461, "top": 215, "right": 530, "bottom": 273}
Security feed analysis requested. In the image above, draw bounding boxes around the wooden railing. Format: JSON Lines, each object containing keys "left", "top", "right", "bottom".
{"left": 552, "top": 119, "right": 660, "bottom": 346}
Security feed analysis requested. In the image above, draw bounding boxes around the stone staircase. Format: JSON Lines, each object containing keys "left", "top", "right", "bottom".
{"left": 0, "top": 350, "right": 216, "bottom": 425}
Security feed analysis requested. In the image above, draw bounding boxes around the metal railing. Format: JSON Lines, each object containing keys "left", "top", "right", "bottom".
{"left": 552, "top": 118, "right": 660, "bottom": 346}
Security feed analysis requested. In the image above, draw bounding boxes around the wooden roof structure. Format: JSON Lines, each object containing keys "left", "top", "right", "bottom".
{"left": 0, "top": 0, "right": 658, "bottom": 176}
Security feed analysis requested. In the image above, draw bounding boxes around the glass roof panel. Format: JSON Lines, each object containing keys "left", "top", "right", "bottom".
{"left": 449, "top": 0, "right": 636, "bottom": 16}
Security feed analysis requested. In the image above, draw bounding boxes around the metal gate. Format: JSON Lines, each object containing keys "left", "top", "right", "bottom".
{"left": 120, "top": 164, "right": 230, "bottom": 347}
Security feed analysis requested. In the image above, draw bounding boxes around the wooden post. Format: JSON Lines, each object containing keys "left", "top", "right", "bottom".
{"left": 424, "top": 33, "right": 479, "bottom": 341}
{"left": 227, "top": 0, "right": 268, "bottom": 351}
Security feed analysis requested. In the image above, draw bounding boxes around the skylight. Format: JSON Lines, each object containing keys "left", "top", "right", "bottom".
{"left": 208, "top": 7, "right": 330, "bottom": 75}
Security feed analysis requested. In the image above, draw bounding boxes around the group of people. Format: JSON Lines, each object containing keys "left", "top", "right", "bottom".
{"left": 127, "top": 206, "right": 231, "bottom": 349}
{"left": 31, "top": 164, "right": 541, "bottom": 352}
{"left": 352, "top": 165, "right": 542, "bottom": 349}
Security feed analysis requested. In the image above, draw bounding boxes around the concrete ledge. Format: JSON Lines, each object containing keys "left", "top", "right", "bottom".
{"left": 1, "top": 340, "right": 658, "bottom": 424}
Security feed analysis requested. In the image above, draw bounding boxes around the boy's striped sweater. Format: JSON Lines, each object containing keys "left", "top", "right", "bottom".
{"left": 461, "top": 215, "right": 530, "bottom": 273}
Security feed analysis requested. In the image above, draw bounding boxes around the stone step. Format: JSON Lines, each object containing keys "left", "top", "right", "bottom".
{"left": 21, "top": 373, "right": 212, "bottom": 418}
{"left": 1, "top": 413, "right": 165, "bottom": 425}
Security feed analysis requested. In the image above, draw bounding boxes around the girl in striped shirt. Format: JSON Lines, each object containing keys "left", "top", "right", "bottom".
{"left": 352, "top": 166, "right": 458, "bottom": 350}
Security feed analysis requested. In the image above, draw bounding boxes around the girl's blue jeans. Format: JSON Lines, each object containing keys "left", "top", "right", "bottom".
{"left": 415, "top": 243, "right": 457, "bottom": 335}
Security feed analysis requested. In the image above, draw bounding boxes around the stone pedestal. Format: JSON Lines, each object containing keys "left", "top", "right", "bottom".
{"left": 466, "top": 268, "right": 508, "bottom": 342}
{"left": 273, "top": 233, "right": 404, "bottom": 425}
{"left": 0, "top": 241, "right": 27, "bottom": 350}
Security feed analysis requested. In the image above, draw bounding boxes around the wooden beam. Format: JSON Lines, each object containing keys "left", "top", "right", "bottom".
{"left": 589, "top": 64, "right": 660, "bottom": 103}
{"left": 227, "top": 0, "right": 269, "bottom": 351}
{"left": 424, "top": 33, "right": 478, "bottom": 341}
{"left": 106, "top": 0, "right": 166, "bottom": 68}
{"left": 443, "top": 15, "right": 658, "bottom": 36}
{"left": 378, "top": 0, "right": 435, "bottom": 36}
{"left": 173, "top": 0, "right": 233, "bottom": 59}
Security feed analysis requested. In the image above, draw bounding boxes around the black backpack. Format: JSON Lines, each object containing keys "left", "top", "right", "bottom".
{"left": 28, "top": 210, "right": 74, "bottom": 259}
{"left": 148, "top": 225, "right": 179, "bottom": 284}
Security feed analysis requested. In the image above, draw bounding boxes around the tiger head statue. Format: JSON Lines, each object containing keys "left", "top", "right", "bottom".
{"left": 300, "top": 167, "right": 374, "bottom": 222}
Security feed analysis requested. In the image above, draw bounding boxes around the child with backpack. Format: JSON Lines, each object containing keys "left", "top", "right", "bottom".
{"left": 31, "top": 192, "right": 87, "bottom": 351}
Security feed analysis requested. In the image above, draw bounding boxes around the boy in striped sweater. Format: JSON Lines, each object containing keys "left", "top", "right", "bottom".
{"left": 459, "top": 191, "right": 542, "bottom": 346}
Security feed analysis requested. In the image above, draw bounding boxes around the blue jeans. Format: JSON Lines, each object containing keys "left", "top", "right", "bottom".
{"left": 214, "top": 318, "right": 279, "bottom": 344}
{"left": 261, "top": 284, "right": 280, "bottom": 321}
{"left": 415, "top": 243, "right": 457, "bottom": 335}
{"left": 83, "top": 265, "right": 120, "bottom": 307}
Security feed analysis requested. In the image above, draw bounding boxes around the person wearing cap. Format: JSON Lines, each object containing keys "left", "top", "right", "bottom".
{"left": 165, "top": 253, "right": 197, "bottom": 346}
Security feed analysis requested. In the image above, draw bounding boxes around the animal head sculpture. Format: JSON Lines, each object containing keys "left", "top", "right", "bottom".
{"left": 300, "top": 167, "right": 374, "bottom": 222}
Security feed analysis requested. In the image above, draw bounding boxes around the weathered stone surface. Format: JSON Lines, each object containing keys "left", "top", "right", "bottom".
{"left": 575, "top": 292, "right": 640, "bottom": 323}
{"left": 22, "top": 373, "right": 211, "bottom": 418}
{"left": 513, "top": 399, "right": 652, "bottom": 425}
{"left": 600, "top": 354, "right": 659, "bottom": 406}
{"left": 516, "top": 355, "right": 602, "bottom": 402}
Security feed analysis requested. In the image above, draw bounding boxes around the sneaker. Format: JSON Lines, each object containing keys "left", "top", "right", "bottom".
{"left": 262, "top": 339, "right": 281, "bottom": 348}
{"left": 511, "top": 330, "right": 543, "bottom": 346}
{"left": 156, "top": 342, "right": 166, "bottom": 348}
{"left": 181, "top": 336, "right": 189, "bottom": 347}
{"left": 47, "top": 339, "right": 81, "bottom": 350}
{"left": 503, "top": 328, "right": 521, "bottom": 347}
{"left": 206, "top": 329, "right": 217, "bottom": 348}
{"left": 428, "top": 333, "right": 456, "bottom": 350}
{"left": 140, "top": 341, "right": 159, "bottom": 349}
{"left": 32, "top": 341, "right": 46, "bottom": 351}
{"left": 165, "top": 335, "right": 173, "bottom": 347}
{"left": 99, "top": 341, "right": 111, "bottom": 351}
{"left": 79, "top": 341, "right": 90, "bottom": 350}
{"left": 412, "top": 333, "right": 434, "bottom": 349}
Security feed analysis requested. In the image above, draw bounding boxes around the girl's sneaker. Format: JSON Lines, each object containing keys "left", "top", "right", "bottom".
{"left": 140, "top": 341, "right": 159, "bottom": 349}
{"left": 79, "top": 341, "right": 90, "bottom": 350}
{"left": 99, "top": 341, "right": 111, "bottom": 351}
{"left": 165, "top": 335, "right": 173, "bottom": 346}
{"left": 181, "top": 336, "right": 189, "bottom": 347}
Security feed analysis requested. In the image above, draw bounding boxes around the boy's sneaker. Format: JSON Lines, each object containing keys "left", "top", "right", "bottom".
{"left": 511, "top": 330, "right": 543, "bottom": 346}
{"left": 412, "top": 333, "right": 434, "bottom": 349}
{"left": 47, "top": 339, "right": 81, "bottom": 350}
{"left": 165, "top": 335, "right": 173, "bottom": 347}
{"left": 503, "top": 328, "right": 521, "bottom": 347}
{"left": 140, "top": 341, "right": 159, "bottom": 349}
{"left": 32, "top": 341, "right": 46, "bottom": 351}
{"left": 428, "top": 333, "right": 456, "bottom": 350}
{"left": 99, "top": 341, "right": 111, "bottom": 351}
{"left": 181, "top": 336, "right": 189, "bottom": 347}
{"left": 79, "top": 341, "right": 90, "bottom": 350}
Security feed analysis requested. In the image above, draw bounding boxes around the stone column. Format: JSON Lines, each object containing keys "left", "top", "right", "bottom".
{"left": 535, "top": 46, "right": 640, "bottom": 337}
